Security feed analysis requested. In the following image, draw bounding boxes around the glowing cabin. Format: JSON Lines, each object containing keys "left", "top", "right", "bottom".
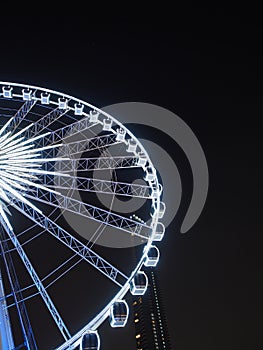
{"left": 130, "top": 271, "right": 148, "bottom": 295}
{"left": 103, "top": 118, "right": 112, "bottom": 131}
{"left": 41, "top": 92, "right": 50, "bottom": 104}
{"left": 137, "top": 151, "right": 147, "bottom": 167}
{"left": 116, "top": 128, "right": 126, "bottom": 141}
{"left": 58, "top": 97, "right": 68, "bottom": 109}
{"left": 22, "top": 88, "right": 32, "bottom": 101}
{"left": 151, "top": 183, "right": 163, "bottom": 199}
{"left": 109, "top": 300, "right": 129, "bottom": 328}
{"left": 74, "top": 103, "right": 84, "bottom": 115}
{"left": 89, "top": 110, "right": 99, "bottom": 122}
{"left": 127, "top": 138, "right": 137, "bottom": 153}
{"left": 144, "top": 166, "right": 156, "bottom": 182}
{"left": 153, "top": 222, "right": 165, "bottom": 241}
{"left": 144, "top": 245, "right": 160, "bottom": 267}
{"left": 2, "top": 86, "right": 13, "bottom": 98}
{"left": 158, "top": 201, "right": 166, "bottom": 219}
{"left": 81, "top": 331, "right": 100, "bottom": 350}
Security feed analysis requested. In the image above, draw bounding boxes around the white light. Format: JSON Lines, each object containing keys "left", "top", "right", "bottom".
{"left": 0, "top": 117, "right": 14, "bottom": 137}
{"left": 41, "top": 92, "right": 50, "bottom": 104}
{"left": 0, "top": 122, "right": 68, "bottom": 230}
{"left": 0, "top": 204, "right": 13, "bottom": 231}
{"left": 74, "top": 103, "right": 84, "bottom": 115}
{"left": 2, "top": 86, "right": 13, "bottom": 98}
{"left": 22, "top": 89, "right": 32, "bottom": 101}
{"left": 0, "top": 131, "right": 12, "bottom": 144}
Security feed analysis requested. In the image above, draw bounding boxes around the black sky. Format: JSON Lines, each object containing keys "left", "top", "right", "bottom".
{"left": 0, "top": 5, "right": 262, "bottom": 350}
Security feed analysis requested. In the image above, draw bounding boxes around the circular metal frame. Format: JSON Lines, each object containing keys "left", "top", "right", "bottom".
{"left": 0, "top": 81, "right": 164, "bottom": 349}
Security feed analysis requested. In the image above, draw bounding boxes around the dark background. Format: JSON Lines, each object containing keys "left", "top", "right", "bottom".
{"left": 0, "top": 5, "right": 262, "bottom": 350}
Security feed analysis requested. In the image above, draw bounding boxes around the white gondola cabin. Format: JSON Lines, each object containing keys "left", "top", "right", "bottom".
{"left": 137, "top": 151, "right": 147, "bottom": 167}
{"left": 103, "top": 118, "right": 112, "bottom": 131}
{"left": 153, "top": 222, "right": 165, "bottom": 241}
{"left": 144, "top": 245, "right": 160, "bottom": 267}
{"left": 130, "top": 271, "right": 148, "bottom": 295}
{"left": 109, "top": 300, "right": 129, "bottom": 328}
{"left": 74, "top": 103, "right": 84, "bottom": 115}
{"left": 2, "top": 86, "right": 13, "bottom": 98}
{"left": 89, "top": 110, "right": 99, "bottom": 122}
{"left": 127, "top": 138, "right": 137, "bottom": 153}
{"left": 41, "top": 92, "right": 50, "bottom": 104}
{"left": 58, "top": 97, "right": 68, "bottom": 109}
{"left": 151, "top": 183, "right": 163, "bottom": 199}
{"left": 81, "top": 330, "right": 100, "bottom": 350}
{"left": 158, "top": 201, "right": 166, "bottom": 219}
{"left": 144, "top": 166, "right": 156, "bottom": 182}
{"left": 22, "top": 88, "right": 32, "bottom": 101}
{"left": 116, "top": 128, "right": 126, "bottom": 141}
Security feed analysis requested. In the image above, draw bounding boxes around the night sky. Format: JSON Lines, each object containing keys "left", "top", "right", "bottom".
{"left": 0, "top": 5, "right": 262, "bottom": 350}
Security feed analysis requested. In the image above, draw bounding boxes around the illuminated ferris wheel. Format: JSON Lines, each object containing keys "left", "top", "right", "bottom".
{"left": 0, "top": 81, "right": 165, "bottom": 350}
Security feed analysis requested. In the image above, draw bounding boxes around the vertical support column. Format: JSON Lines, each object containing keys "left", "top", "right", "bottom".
{"left": 0, "top": 269, "right": 14, "bottom": 350}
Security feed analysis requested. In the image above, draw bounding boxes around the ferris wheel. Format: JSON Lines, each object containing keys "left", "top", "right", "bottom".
{"left": 0, "top": 81, "right": 166, "bottom": 350}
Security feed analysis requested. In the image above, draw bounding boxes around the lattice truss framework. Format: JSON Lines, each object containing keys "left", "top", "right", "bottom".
{"left": 0, "top": 83, "right": 164, "bottom": 349}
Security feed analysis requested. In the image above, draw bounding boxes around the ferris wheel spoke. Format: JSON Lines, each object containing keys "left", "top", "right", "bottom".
{"left": 41, "top": 155, "right": 140, "bottom": 174}
{"left": 65, "top": 133, "right": 121, "bottom": 155}
{"left": 23, "top": 188, "right": 151, "bottom": 238}
{"left": 40, "top": 173, "right": 151, "bottom": 198}
{"left": 33, "top": 116, "right": 99, "bottom": 148}
{"left": 77, "top": 156, "right": 140, "bottom": 171}
{"left": 0, "top": 215, "right": 71, "bottom": 341}
{"left": 0, "top": 227, "right": 38, "bottom": 350}
{"left": 8, "top": 198, "right": 129, "bottom": 287}
{"left": 1, "top": 98, "right": 37, "bottom": 136}
{"left": 23, "top": 107, "right": 70, "bottom": 139}
{"left": 32, "top": 133, "right": 121, "bottom": 161}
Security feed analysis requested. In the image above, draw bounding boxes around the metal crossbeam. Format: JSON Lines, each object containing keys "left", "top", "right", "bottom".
{"left": 23, "top": 188, "right": 150, "bottom": 238}
{"left": 35, "top": 133, "right": 121, "bottom": 160}
{"left": 77, "top": 156, "right": 139, "bottom": 171}
{"left": 42, "top": 155, "right": 140, "bottom": 173}
{"left": 39, "top": 173, "right": 151, "bottom": 198}
{"left": 4, "top": 99, "right": 37, "bottom": 134}
{"left": 33, "top": 116, "right": 99, "bottom": 148}
{"left": 8, "top": 198, "right": 128, "bottom": 287}
{"left": 23, "top": 107, "right": 70, "bottom": 139}
{"left": 0, "top": 215, "right": 71, "bottom": 341}
{"left": 66, "top": 133, "right": 119, "bottom": 154}
{"left": 0, "top": 226, "right": 38, "bottom": 350}
{"left": 0, "top": 267, "right": 15, "bottom": 350}
{"left": 63, "top": 133, "right": 120, "bottom": 156}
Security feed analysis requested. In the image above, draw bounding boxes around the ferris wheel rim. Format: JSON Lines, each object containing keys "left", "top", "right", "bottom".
{"left": 0, "top": 80, "right": 163, "bottom": 350}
